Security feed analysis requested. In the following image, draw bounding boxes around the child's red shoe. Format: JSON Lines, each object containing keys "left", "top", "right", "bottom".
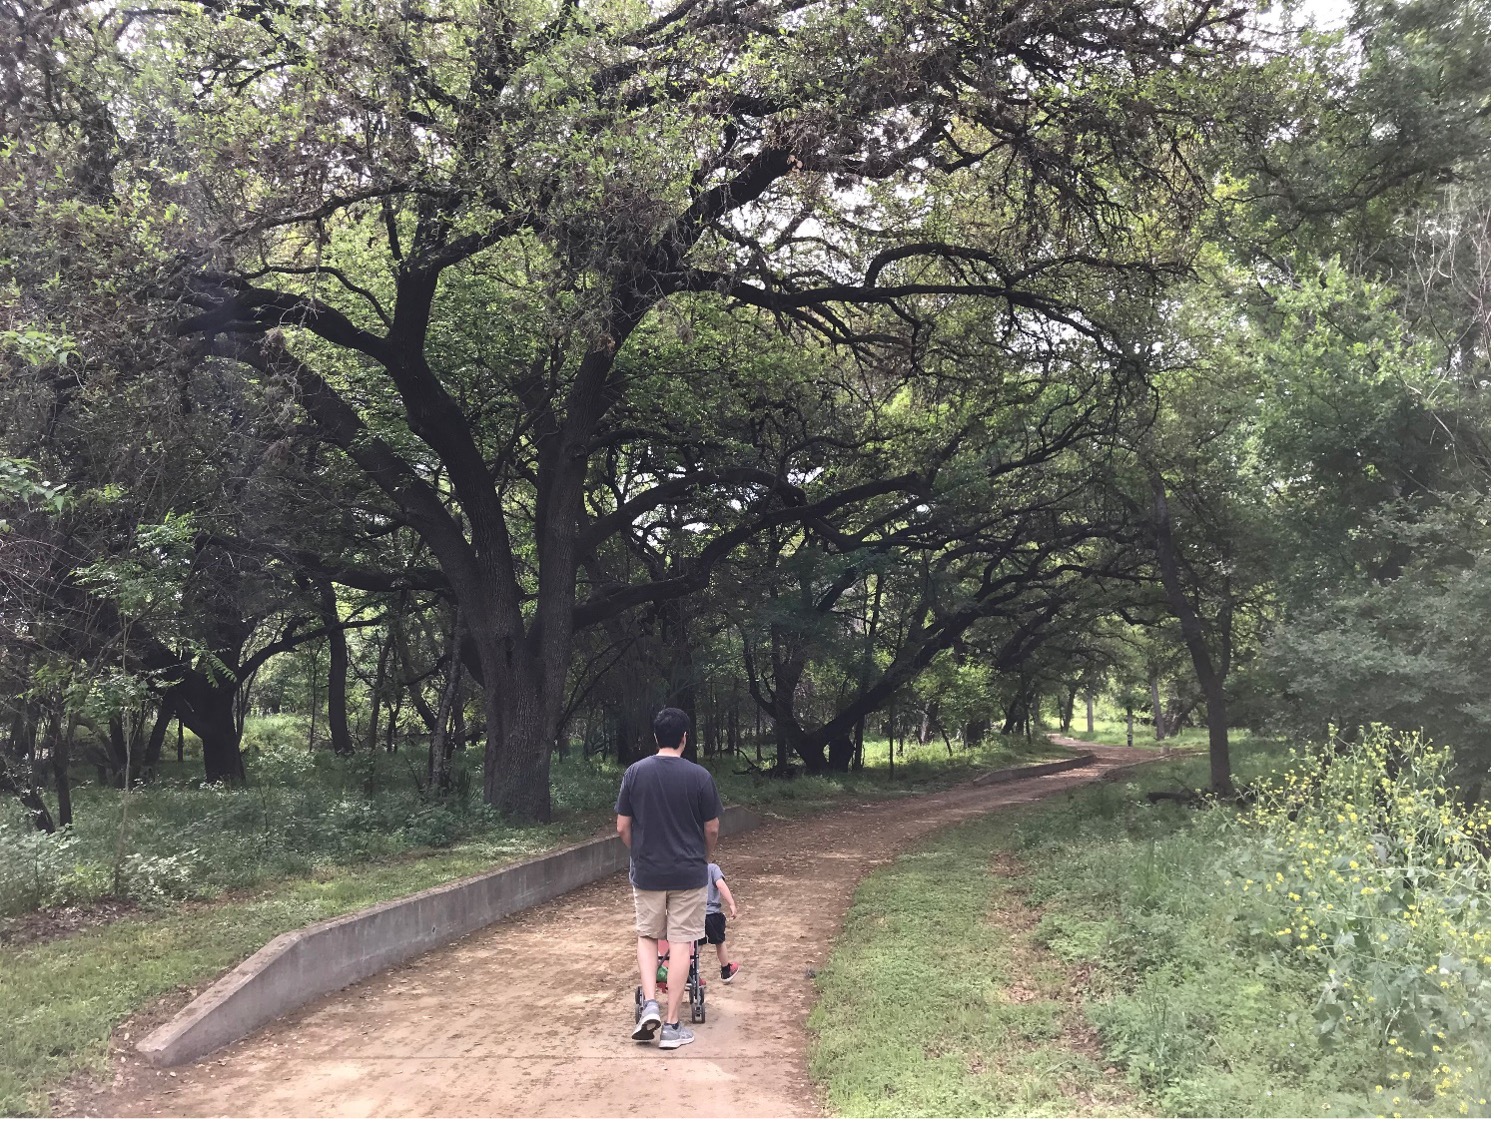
{"left": 720, "top": 962, "right": 740, "bottom": 983}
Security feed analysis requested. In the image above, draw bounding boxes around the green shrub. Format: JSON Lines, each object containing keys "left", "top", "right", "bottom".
{"left": 0, "top": 817, "right": 208, "bottom": 916}
{"left": 0, "top": 819, "right": 86, "bottom": 915}
{"left": 959, "top": 736, "right": 1490, "bottom": 1117}
{"left": 401, "top": 805, "right": 463, "bottom": 848}
{"left": 1224, "top": 729, "right": 1491, "bottom": 1114}
{"left": 114, "top": 849, "right": 207, "bottom": 905}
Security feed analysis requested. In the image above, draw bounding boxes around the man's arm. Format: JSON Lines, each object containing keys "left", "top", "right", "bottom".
{"left": 700, "top": 772, "right": 724, "bottom": 861}
{"left": 615, "top": 767, "right": 633, "bottom": 848}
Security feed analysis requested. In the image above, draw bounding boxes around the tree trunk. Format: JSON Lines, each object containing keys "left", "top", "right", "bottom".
{"left": 429, "top": 610, "right": 463, "bottom": 793}
{"left": 306, "top": 645, "right": 321, "bottom": 751}
{"left": 106, "top": 713, "right": 130, "bottom": 788}
{"left": 1085, "top": 691, "right": 1094, "bottom": 736}
{"left": 368, "top": 629, "right": 390, "bottom": 751}
{"left": 1151, "top": 474, "right": 1232, "bottom": 793}
{"left": 197, "top": 697, "right": 247, "bottom": 783}
{"left": 51, "top": 716, "right": 74, "bottom": 829}
{"left": 168, "top": 671, "right": 246, "bottom": 784}
{"left": 480, "top": 666, "right": 554, "bottom": 822}
{"left": 1000, "top": 693, "right": 1023, "bottom": 735}
{"left": 316, "top": 579, "right": 355, "bottom": 756}
{"left": 853, "top": 575, "right": 883, "bottom": 773}
{"left": 105, "top": 707, "right": 158, "bottom": 788}
{"left": 391, "top": 614, "right": 439, "bottom": 732}
{"left": 773, "top": 700, "right": 827, "bottom": 773}
{"left": 611, "top": 697, "right": 652, "bottom": 767}
{"left": 795, "top": 734, "right": 829, "bottom": 773}
{"left": 1159, "top": 697, "right": 1192, "bottom": 738}
{"left": 2, "top": 704, "right": 54, "bottom": 832}
{"left": 1149, "top": 672, "right": 1165, "bottom": 740}
{"left": 142, "top": 702, "right": 172, "bottom": 778}
{"left": 452, "top": 677, "right": 467, "bottom": 752}
{"left": 386, "top": 690, "right": 402, "bottom": 753}
{"left": 0, "top": 764, "right": 54, "bottom": 832}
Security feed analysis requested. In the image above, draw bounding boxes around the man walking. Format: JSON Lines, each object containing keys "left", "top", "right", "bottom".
{"left": 615, "top": 707, "right": 723, "bottom": 1049}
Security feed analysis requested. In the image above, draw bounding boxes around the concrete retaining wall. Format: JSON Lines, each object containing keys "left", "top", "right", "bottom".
{"left": 139, "top": 804, "right": 760, "bottom": 1068}
{"left": 972, "top": 752, "right": 1096, "bottom": 786}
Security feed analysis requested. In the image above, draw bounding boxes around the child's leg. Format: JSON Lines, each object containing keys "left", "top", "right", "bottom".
{"left": 707, "top": 912, "right": 734, "bottom": 972}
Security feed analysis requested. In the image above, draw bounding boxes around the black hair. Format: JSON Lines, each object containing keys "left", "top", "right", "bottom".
{"left": 652, "top": 707, "right": 690, "bottom": 749}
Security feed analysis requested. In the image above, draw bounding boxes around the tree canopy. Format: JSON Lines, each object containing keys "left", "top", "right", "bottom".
{"left": 1, "top": 0, "right": 1487, "bottom": 824}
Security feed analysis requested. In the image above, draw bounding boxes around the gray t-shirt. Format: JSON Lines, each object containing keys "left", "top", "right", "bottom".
{"left": 614, "top": 753, "right": 724, "bottom": 891}
{"left": 706, "top": 862, "right": 724, "bottom": 914}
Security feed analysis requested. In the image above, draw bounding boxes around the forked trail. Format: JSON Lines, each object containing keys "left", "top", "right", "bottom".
{"left": 87, "top": 744, "right": 1158, "bottom": 1118}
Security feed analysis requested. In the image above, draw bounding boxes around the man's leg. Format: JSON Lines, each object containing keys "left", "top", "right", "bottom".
{"left": 663, "top": 939, "right": 686, "bottom": 1025}
{"left": 632, "top": 888, "right": 667, "bottom": 1040}
{"left": 659, "top": 885, "right": 708, "bottom": 1048}
{"left": 637, "top": 936, "right": 659, "bottom": 1002}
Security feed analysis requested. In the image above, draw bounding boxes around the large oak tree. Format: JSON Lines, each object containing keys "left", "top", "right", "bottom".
{"left": 10, "top": 0, "right": 1251, "bottom": 820}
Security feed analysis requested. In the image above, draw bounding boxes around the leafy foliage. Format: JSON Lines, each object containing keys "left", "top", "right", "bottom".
{"left": 1226, "top": 730, "right": 1491, "bottom": 1112}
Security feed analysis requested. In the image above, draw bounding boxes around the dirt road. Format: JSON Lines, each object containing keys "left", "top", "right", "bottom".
{"left": 89, "top": 744, "right": 1159, "bottom": 1118}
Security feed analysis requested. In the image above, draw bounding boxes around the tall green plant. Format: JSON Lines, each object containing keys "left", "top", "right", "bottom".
{"left": 1226, "top": 729, "right": 1491, "bottom": 1115}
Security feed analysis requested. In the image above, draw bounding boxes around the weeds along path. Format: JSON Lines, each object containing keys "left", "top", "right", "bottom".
{"left": 85, "top": 745, "right": 1159, "bottom": 1119}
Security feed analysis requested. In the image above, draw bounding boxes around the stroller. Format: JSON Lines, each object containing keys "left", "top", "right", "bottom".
{"left": 634, "top": 938, "right": 706, "bottom": 1024}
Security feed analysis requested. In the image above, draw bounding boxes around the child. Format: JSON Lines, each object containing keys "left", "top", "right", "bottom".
{"left": 700, "top": 860, "right": 740, "bottom": 982}
{"left": 654, "top": 863, "right": 740, "bottom": 989}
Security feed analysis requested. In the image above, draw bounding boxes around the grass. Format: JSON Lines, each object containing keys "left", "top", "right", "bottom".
{"left": 1054, "top": 713, "right": 1214, "bottom": 751}
{"left": 709, "top": 731, "right": 1075, "bottom": 818}
{"left": 806, "top": 819, "right": 1144, "bottom": 1117}
{"left": 0, "top": 721, "right": 1069, "bottom": 1116}
{"left": 807, "top": 735, "right": 1493, "bottom": 1118}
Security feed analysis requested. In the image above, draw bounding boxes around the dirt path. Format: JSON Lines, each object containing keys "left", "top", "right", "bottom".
{"left": 87, "top": 745, "right": 1159, "bottom": 1119}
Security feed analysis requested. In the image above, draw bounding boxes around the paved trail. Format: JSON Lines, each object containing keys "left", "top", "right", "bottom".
{"left": 91, "top": 744, "right": 1160, "bottom": 1118}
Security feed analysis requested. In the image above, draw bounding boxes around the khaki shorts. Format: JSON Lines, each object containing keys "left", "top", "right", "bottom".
{"left": 632, "top": 884, "right": 708, "bottom": 943}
